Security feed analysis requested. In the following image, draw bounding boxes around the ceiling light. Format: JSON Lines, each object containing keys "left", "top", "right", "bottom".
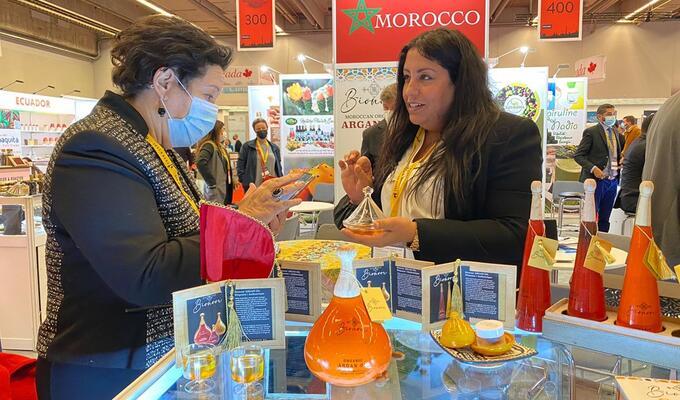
{"left": 275, "top": 24, "right": 284, "bottom": 33}
{"left": 297, "top": 54, "right": 306, "bottom": 62}
{"left": 519, "top": 46, "right": 529, "bottom": 54}
{"left": 624, "top": 0, "right": 661, "bottom": 19}
{"left": 136, "top": 0, "right": 173, "bottom": 16}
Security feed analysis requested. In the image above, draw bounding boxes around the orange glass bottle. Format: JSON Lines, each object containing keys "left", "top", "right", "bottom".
{"left": 304, "top": 247, "right": 392, "bottom": 387}
{"left": 516, "top": 181, "right": 551, "bottom": 332}
{"left": 568, "top": 179, "right": 607, "bottom": 321}
{"left": 616, "top": 181, "right": 662, "bottom": 332}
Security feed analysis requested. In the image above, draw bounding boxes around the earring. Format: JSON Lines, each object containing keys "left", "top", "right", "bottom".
{"left": 157, "top": 107, "right": 166, "bottom": 116}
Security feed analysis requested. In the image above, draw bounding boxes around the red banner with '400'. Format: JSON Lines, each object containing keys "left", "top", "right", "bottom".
{"left": 539, "top": 0, "right": 583, "bottom": 41}
{"left": 237, "top": 0, "right": 275, "bottom": 51}
{"left": 333, "top": 0, "right": 488, "bottom": 64}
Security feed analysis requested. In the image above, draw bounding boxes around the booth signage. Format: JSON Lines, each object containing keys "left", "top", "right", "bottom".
{"left": 334, "top": 0, "right": 489, "bottom": 63}
{"left": 237, "top": 0, "right": 275, "bottom": 51}
{"left": 538, "top": 0, "right": 583, "bottom": 41}
{"left": 0, "top": 90, "right": 75, "bottom": 115}
{"left": 0, "top": 129, "right": 22, "bottom": 155}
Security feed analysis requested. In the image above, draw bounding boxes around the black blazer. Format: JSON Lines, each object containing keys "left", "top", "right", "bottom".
{"left": 335, "top": 112, "right": 543, "bottom": 274}
{"left": 361, "top": 119, "right": 387, "bottom": 166}
{"left": 574, "top": 123, "right": 624, "bottom": 182}
{"left": 38, "top": 92, "right": 203, "bottom": 369}
{"left": 236, "top": 139, "right": 283, "bottom": 188}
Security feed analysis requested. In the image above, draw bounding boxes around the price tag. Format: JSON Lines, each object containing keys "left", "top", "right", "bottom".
{"left": 675, "top": 265, "right": 680, "bottom": 284}
{"left": 360, "top": 287, "right": 392, "bottom": 322}
{"left": 527, "top": 236, "right": 559, "bottom": 271}
{"left": 644, "top": 240, "right": 675, "bottom": 280}
{"left": 583, "top": 236, "right": 614, "bottom": 275}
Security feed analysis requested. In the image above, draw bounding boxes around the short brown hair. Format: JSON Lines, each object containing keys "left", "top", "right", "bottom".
{"left": 252, "top": 118, "right": 268, "bottom": 130}
{"left": 111, "top": 15, "right": 232, "bottom": 97}
{"left": 623, "top": 115, "right": 637, "bottom": 125}
{"left": 596, "top": 103, "right": 615, "bottom": 115}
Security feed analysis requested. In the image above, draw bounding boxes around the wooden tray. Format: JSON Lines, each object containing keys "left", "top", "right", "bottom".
{"left": 430, "top": 330, "right": 537, "bottom": 365}
{"left": 543, "top": 298, "right": 680, "bottom": 369}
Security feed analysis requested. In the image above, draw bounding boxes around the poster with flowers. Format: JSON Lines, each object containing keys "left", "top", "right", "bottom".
{"left": 279, "top": 74, "right": 335, "bottom": 183}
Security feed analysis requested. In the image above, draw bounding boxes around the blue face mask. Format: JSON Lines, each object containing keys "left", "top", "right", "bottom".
{"left": 160, "top": 76, "right": 218, "bottom": 147}
{"left": 603, "top": 115, "right": 616, "bottom": 127}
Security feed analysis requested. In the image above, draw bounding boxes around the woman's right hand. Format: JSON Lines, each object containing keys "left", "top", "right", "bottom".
{"left": 237, "top": 174, "right": 303, "bottom": 225}
{"left": 339, "top": 150, "right": 373, "bottom": 204}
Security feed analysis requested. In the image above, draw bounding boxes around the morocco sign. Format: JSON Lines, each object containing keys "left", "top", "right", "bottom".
{"left": 334, "top": 0, "right": 489, "bottom": 64}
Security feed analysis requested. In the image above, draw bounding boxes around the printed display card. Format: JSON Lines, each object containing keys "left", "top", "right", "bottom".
{"left": 279, "top": 260, "right": 322, "bottom": 323}
{"left": 173, "top": 278, "right": 286, "bottom": 365}
{"left": 460, "top": 261, "right": 517, "bottom": 330}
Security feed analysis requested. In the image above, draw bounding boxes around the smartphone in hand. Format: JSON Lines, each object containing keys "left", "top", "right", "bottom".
{"left": 274, "top": 172, "right": 316, "bottom": 201}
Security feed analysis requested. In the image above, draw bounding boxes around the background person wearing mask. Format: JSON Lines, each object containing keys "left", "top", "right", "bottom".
{"left": 360, "top": 83, "right": 397, "bottom": 166}
{"left": 237, "top": 118, "right": 283, "bottom": 188}
{"left": 35, "top": 16, "right": 301, "bottom": 399}
{"left": 574, "top": 103, "right": 624, "bottom": 232}
{"left": 621, "top": 115, "right": 641, "bottom": 157}
{"left": 196, "top": 120, "right": 234, "bottom": 204}
{"left": 618, "top": 113, "right": 654, "bottom": 213}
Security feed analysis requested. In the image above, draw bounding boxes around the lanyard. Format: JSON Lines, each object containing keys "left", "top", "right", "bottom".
{"left": 389, "top": 127, "right": 437, "bottom": 217}
{"left": 256, "top": 140, "right": 269, "bottom": 164}
{"left": 146, "top": 134, "right": 199, "bottom": 215}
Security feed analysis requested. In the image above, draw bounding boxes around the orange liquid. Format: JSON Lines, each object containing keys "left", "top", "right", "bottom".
{"left": 182, "top": 353, "right": 217, "bottom": 380}
{"left": 516, "top": 219, "right": 551, "bottom": 332}
{"left": 230, "top": 354, "right": 264, "bottom": 384}
{"left": 616, "top": 225, "right": 662, "bottom": 332}
{"left": 304, "top": 295, "right": 392, "bottom": 387}
{"left": 346, "top": 226, "right": 385, "bottom": 236}
{"left": 568, "top": 221, "right": 607, "bottom": 321}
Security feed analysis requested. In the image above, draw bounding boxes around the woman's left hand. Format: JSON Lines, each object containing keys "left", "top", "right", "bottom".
{"left": 341, "top": 217, "right": 417, "bottom": 248}
{"left": 268, "top": 210, "right": 288, "bottom": 235}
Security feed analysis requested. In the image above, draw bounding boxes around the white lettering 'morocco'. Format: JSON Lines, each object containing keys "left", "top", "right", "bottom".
{"left": 374, "top": 11, "right": 482, "bottom": 28}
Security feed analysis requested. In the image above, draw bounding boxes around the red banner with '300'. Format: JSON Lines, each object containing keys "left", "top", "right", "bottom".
{"left": 237, "top": 0, "right": 275, "bottom": 51}
{"left": 334, "top": 0, "right": 488, "bottom": 64}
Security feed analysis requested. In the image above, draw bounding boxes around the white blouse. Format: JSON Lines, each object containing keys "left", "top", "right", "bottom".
{"left": 380, "top": 138, "right": 445, "bottom": 220}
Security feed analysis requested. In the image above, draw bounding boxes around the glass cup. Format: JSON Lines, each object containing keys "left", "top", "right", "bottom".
{"left": 230, "top": 344, "right": 265, "bottom": 399}
{"left": 181, "top": 343, "right": 217, "bottom": 393}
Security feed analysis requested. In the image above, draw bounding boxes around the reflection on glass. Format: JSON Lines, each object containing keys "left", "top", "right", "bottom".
{"left": 231, "top": 344, "right": 264, "bottom": 399}
{"left": 181, "top": 343, "right": 217, "bottom": 393}
{"left": 0, "top": 204, "right": 26, "bottom": 235}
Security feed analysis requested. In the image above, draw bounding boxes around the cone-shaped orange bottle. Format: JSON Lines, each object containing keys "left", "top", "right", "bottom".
{"left": 304, "top": 247, "right": 392, "bottom": 387}
{"left": 516, "top": 181, "right": 551, "bottom": 332}
{"left": 616, "top": 181, "right": 663, "bottom": 332}
{"left": 568, "top": 179, "right": 607, "bottom": 321}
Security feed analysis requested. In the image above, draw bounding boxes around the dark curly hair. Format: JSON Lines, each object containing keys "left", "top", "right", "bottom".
{"left": 111, "top": 15, "right": 232, "bottom": 97}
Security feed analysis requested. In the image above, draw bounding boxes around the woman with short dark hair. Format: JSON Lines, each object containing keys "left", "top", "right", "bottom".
{"left": 36, "top": 15, "right": 300, "bottom": 399}
{"left": 336, "top": 28, "right": 542, "bottom": 271}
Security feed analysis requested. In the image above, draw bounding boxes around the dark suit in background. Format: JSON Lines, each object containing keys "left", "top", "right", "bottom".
{"left": 619, "top": 135, "right": 646, "bottom": 213}
{"left": 574, "top": 123, "right": 624, "bottom": 232}
{"left": 361, "top": 119, "right": 387, "bottom": 166}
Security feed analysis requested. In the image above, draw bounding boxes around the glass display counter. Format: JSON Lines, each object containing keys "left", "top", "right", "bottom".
{"left": 117, "top": 317, "right": 677, "bottom": 399}
{"left": 0, "top": 194, "right": 46, "bottom": 350}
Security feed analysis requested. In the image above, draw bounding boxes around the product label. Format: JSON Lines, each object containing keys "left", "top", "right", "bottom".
{"left": 392, "top": 265, "right": 422, "bottom": 314}
{"left": 644, "top": 240, "right": 674, "bottom": 280}
{"left": 360, "top": 287, "right": 392, "bottom": 321}
{"left": 528, "top": 235, "right": 559, "bottom": 271}
{"left": 355, "top": 261, "right": 393, "bottom": 311}
{"left": 584, "top": 236, "right": 614, "bottom": 275}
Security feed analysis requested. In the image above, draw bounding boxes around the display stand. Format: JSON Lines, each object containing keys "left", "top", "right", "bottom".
{"left": 0, "top": 195, "right": 46, "bottom": 350}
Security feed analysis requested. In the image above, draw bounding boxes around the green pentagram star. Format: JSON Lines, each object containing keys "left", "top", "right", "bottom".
{"left": 342, "top": 0, "right": 381, "bottom": 34}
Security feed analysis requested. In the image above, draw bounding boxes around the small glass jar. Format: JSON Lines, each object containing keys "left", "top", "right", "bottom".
{"left": 474, "top": 320, "right": 504, "bottom": 347}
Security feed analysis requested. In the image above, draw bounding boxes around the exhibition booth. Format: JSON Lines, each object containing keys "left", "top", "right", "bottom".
{"left": 0, "top": 0, "right": 679, "bottom": 399}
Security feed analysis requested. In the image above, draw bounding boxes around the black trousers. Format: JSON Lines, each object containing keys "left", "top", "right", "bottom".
{"left": 36, "top": 357, "right": 144, "bottom": 400}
